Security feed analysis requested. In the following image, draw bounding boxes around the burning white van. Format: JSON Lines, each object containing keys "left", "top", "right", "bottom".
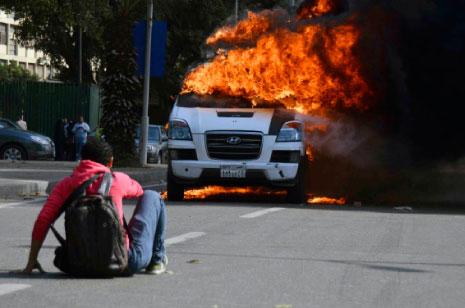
{"left": 166, "top": 94, "right": 309, "bottom": 203}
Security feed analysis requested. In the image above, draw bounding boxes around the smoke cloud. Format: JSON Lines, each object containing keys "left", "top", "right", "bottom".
{"left": 293, "top": 0, "right": 465, "bottom": 168}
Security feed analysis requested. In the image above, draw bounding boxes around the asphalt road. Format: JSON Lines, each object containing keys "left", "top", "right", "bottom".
{"left": 1, "top": 197, "right": 465, "bottom": 308}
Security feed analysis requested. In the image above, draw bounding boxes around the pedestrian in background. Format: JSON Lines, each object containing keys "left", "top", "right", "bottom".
{"left": 16, "top": 115, "right": 27, "bottom": 130}
{"left": 53, "top": 118, "right": 66, "bottom": 161}
{"left": 65, "top": 118, "right": 75, "bottom": 161}
{"left": 72, "top": 115, "right": 90, "bottom": 161}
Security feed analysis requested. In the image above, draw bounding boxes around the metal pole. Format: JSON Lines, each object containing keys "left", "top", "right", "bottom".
{"left": 289, "top": 0, "right": 296, "bottom": 12}
{"left": 78, "top": 27, "right": 82, "bottom": 84}
{"left": 139, "top": 0, "right": 153, "bottom": 166}
{"left": 235, "top": 0, "right": 238, "bottom": 23}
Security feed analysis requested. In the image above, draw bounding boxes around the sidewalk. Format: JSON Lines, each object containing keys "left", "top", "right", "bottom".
{"left": 0, "top": 160, "right": 167, "bottom": 200}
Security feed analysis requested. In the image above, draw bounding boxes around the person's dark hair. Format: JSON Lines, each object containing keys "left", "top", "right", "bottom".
{"left": 81, "top": 137, "right": 113, "bottom": 165}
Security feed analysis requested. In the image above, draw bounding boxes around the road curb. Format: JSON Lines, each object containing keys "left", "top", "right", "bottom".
{"left": 0, "top": 163, "right": 167, "bottom": 199}
{"left": 0, "top": 179, "right": 49, "bottom": 199}
{"left": 43, "top": 167, "right": 167, "bottom": 194}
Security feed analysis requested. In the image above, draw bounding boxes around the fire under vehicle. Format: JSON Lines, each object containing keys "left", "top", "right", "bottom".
{"left": 166, "top": 94, "right": 309, "bottom": 203}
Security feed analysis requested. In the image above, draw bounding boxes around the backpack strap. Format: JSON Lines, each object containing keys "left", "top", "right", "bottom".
{"left": 50, "top": 172, "right": 133, "bottom": 245}
{"left": 97, "top": 172, "right": 113, "bottom": 196}
{"left": 50, "top": 173, "right": 102, "bottom": 245}
{"left": 96, "top": 172, "right": 132, "bottom": 242}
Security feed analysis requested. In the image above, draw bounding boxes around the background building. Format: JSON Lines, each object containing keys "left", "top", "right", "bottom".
{"left": 0, "top": 10, "right": 54, "bottom": 80}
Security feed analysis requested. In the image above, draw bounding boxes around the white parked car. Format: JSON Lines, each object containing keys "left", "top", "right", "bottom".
{"left": 167, "top": 94, "right": 309, "bottom": 203}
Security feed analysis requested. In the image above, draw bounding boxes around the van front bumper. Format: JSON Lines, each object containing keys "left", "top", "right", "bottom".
{"left": 170, "top": 160, "right": 299, "bottom": 187}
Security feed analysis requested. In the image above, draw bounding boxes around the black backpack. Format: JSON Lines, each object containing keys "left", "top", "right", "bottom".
{"left": 51, "top": 172, "right": 130, "bottom": 277}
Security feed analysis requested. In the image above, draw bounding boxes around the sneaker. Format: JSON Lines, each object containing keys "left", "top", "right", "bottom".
{"left": 145, "top": 255, "right": 168, "bottom": 275}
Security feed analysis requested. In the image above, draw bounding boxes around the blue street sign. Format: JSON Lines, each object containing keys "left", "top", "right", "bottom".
{"left": 133, "top": 20, "right": 167, "bottom": 77}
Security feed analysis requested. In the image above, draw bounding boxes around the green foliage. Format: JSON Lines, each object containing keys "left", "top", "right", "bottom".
{"left": 0, "top": 0, "right": 113, "bottom": 83}
{"left": 0, "top": 62, "right": 39, "bottom": 81}
{"left": 1, "top": 0, "right": 145, "bottom": 164}
{"left": 100, "top": 0, "right": 142, "bottom": 165}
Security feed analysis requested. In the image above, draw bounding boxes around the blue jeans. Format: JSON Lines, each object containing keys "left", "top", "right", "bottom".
{"left": 127, "top": 190, "right": 166, "bottom": 274}
{"left": 75, "top": 138, "right": 86, "bottom": 160}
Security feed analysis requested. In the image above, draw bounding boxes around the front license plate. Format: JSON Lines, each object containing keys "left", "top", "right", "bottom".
{"left": 220, "top": 165, "right": 246, "bottom": 178}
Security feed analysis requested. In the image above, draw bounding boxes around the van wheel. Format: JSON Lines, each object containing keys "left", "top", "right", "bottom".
{"left": 286, "top": 158, "right": 308, "bottom": 204}
{"left": 167, "top": 166, "right": 184, "bottom": 201}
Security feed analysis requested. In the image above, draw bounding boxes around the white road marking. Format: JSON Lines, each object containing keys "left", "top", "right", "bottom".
{"left": 0, "top": 284, "right": 31, "bottom": 296}
{"left": 240, "top": 207, "right": 285, "bottom": 219}
{"left": 165, "top": 232, "right": 206, "bottom": 246}
{"left": 0, "top": 198, "right": 47, "bottom": 209}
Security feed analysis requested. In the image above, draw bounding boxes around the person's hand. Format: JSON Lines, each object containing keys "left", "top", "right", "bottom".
{"left": 10, "top": 261, "right": 45, "bottom": 275}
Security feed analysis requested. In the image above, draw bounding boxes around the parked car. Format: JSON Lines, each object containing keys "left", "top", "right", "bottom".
{"left": 135, "top": 125, "right": 168, "bottom": 164}
{"left": 166, "top": 94, "right": 309, "bottom": 203}
{"left": 0, "top": 118, "right": 55, "bottom": 160}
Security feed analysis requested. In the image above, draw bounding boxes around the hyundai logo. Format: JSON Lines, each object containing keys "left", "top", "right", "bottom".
{"left": 226, "top": 136, "right": 242, "bottom": 145}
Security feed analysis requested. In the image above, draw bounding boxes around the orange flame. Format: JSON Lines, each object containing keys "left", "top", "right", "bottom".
{"left": 184, "top": 186, "right": 285, "bottom": 200}
{"left": 297, "top": 0, "right": 335, "bottom": 20}
{"left": 181, "top": 9, "right": 371, "bottom": 114}
{"left": 308, "top": 196, "right": 346, "bottom": 204}
{"left": 161, "top": 186, "right": 345, "bottom": 205}
{"left": 207, "top": 10, "right": 274, "bottom": 46}
{"left": 306, "top": 145, "right": 315, "bottom": 161}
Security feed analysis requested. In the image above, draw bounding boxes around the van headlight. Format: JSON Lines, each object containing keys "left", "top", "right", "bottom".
{"left": 168, "top": 119, "right": 192, "bottom": 140}
{"left": 276, "top": 121, "right": 303, "bottom": 142}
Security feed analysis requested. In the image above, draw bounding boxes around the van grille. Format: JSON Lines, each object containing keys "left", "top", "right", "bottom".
{"left": 206, "top": 132, "right": 262, "bottom": 160}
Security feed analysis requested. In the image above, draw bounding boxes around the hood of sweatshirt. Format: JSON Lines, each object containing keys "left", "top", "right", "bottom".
{"left": 70, "top": 160, "right": 111, "bottom": 192}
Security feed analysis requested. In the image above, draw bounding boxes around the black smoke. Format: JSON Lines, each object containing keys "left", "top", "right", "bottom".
{"left": 353, "top": 0, "right": 465, "bottom": 164}
{"left": 396, "top": 0, "right": 465, "bottom": 162}
{"left": 303, "top": 0, "right": 465, "bottom": 167}
{"left": 293, "top": 0, "right": 465, "bottom": 202}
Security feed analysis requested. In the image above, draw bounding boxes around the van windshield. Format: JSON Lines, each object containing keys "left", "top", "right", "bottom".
{"left": 177, "top": 94, "right": 253, "bottom": 108}
{"left": 177, "top": 94, "right": 287, "bottom": 109}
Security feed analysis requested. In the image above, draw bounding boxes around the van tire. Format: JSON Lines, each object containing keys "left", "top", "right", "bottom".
{"left": 286, "top": 157, "right": 308, "bottom": 204}
{"left": 167, "top": 166, "right": 184, "bottom": 201}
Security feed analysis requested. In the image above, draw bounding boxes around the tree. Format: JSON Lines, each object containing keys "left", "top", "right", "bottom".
{"left": 0, "top": 62, "right": 39, "bottom": 81}
{"left": 100, "top": 0, "right": 143, "bottom": 164}
{"left": 0, "top": 0, "right": 112, "bottom": 83}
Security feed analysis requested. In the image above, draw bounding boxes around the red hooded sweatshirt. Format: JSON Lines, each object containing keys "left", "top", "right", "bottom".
{"left": 31, "top": 160, "right": 144, "bottom": 249}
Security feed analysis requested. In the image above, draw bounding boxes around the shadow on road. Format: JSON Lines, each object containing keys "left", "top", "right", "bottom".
{"left": 0, "top": 271, "right": 71, "bottom": 280}
{"left": 0, "top": 271, "right": 123, "bottom": 280}
{"left": 170, "top": 250, "right": 465, "bottom": 271}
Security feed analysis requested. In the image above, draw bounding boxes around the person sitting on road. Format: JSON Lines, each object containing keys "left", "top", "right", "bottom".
{"left": 17, "top": 138, "right": 168, "bottom": 275}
